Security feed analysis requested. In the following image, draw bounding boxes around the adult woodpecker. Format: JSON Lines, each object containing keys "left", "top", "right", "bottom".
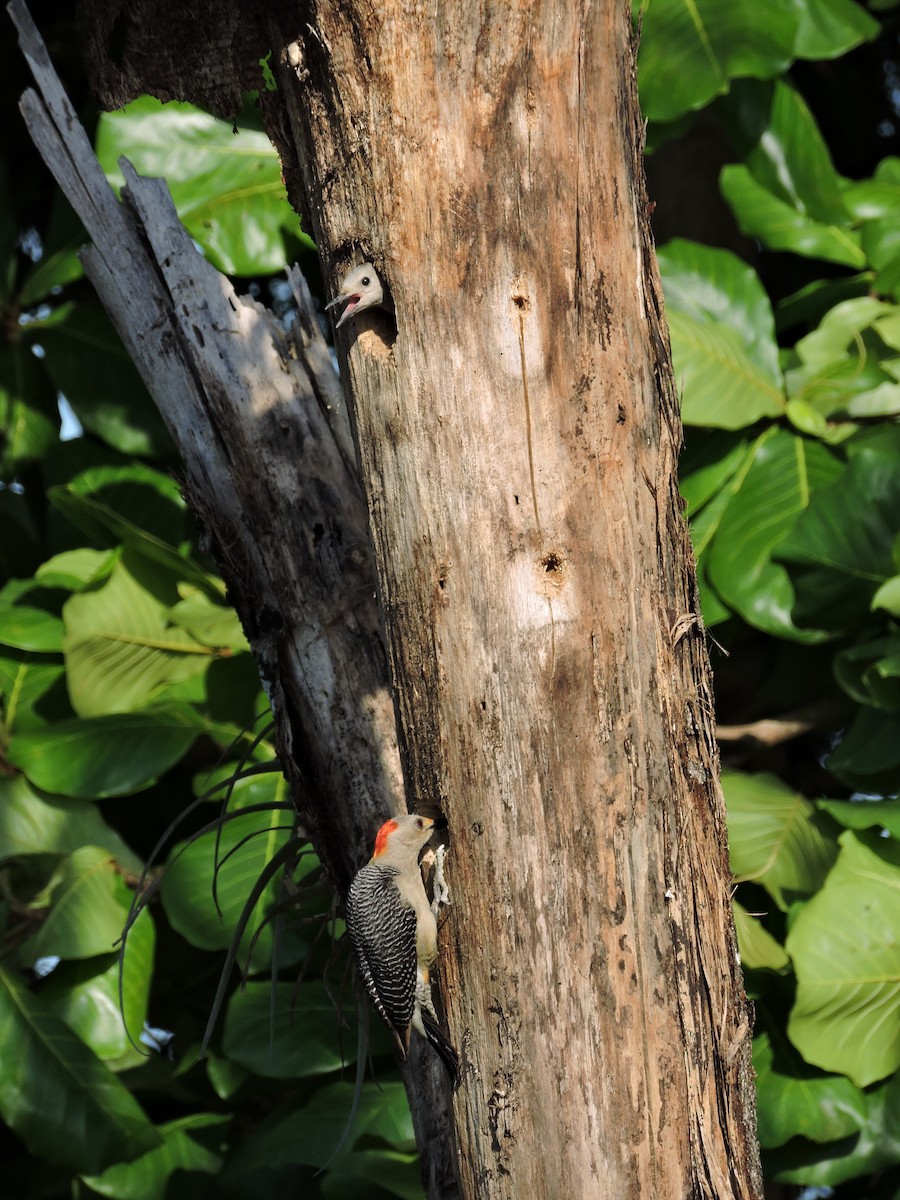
{"left": 346, "top": 814, "right": 459, "bottom": 1086}
{"left": 325, "top": 263, "right": 392, "bottom": 328}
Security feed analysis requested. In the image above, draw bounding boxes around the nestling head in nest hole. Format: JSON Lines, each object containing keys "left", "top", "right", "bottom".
{"left": 326, "top": 263, "right": 390, "bottom": 328}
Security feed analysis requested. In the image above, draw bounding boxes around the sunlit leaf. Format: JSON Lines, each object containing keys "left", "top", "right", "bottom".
{"left": 659, "top": 240, "right": 783, "bottom": 428}
{"left": 6, "top": 707, "right": 199, "bottom": 798}
{"left": 62, "top": 549, "right": 215, "bottom": 717}
{"left": 0, "top": 579, "right": 65, "bottom": 652}
{"left": 21, "top": 846, "right": 131, "bottom": 964}
{"left": 637, "top": 0, "right": 798, "bottom": 123}
{"left": 723, "top": 770, "right": 838, "bottom": 909}
{"left": 721, "top": 164, "right": 865, "bottom": 266}
{"left": 160, "top": 772, "right": 302, "bottom": 970}
{"left": 42, "top": 908, "right": 154, "bottom": 1064}
{"left": 96, "top": 98, "right": 311, "bottom": 276}
{"left": 787, "top": 830, "right": 900, "bottom": 1087}
{"left": 704, "top": 428, "right": 842, "bottom": 639}
{"left": 733, "top": 901, "right": 790, "bottom": 971}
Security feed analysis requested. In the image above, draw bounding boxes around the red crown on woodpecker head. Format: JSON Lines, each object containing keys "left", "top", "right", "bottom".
{"left": 372, "top": 818, "right": 399, "bottom": 858}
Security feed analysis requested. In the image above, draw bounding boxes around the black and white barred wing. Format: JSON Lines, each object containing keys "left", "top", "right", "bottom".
{"left": 346, "top": 864, "right": 417, "bottom": 1050}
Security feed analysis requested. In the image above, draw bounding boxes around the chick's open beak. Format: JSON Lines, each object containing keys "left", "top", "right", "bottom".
{"left": 328, "top": 292, "right": 361, "bottom": 329}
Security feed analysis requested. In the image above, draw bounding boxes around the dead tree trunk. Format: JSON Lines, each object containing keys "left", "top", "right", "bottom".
{"left": 274, "top": 5, "right": 763, "bottom": 1196}
{"left": 28, "top": 0, "right": 762, "bottom": 1195}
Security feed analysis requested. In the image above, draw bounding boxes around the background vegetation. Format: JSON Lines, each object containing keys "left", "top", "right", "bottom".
{"left": 1, "top": 1, "right": 899, "bottom": 1196}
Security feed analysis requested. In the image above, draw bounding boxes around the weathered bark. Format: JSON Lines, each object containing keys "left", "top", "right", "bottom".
{"left": 26, "top": 0, "right": 763, "bottom": 1196}
{"left": 12, "top": 7, "right": 458, "bottom": 1194}
{"left": 276, "top": 5, "right": 763, "bottom": 1197}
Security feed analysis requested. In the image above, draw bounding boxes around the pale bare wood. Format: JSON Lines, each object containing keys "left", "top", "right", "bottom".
{"left": 25, "top": 0, "right": 763, "bottom": 1195}
{"left": 275, "top": 3, "right": 764, "bottom": 1197}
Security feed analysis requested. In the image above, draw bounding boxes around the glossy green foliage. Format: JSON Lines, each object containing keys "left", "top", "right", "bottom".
{"left": 637, "top": 0, "right": 900, "bottom": 1191}
{"left": 0, "top": 73, "right": 411, "bottom": 1198}
{"left": 95, "top": 97, "right": 315, "bottom": 276}
{"left": 637, "top": 0, "right": 876, "bottom": 123}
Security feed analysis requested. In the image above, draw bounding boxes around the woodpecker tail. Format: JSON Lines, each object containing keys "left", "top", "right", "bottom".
{"left": 421, "top": 1009, "right": 460, "bottom": 1090}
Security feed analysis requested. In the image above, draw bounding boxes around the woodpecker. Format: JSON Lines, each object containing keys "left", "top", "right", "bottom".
{"left": 326, "top": 263, "right": 391, "bottom": 328}
{"left": 346, "top": 813, "right": 459, "bottom": 1086}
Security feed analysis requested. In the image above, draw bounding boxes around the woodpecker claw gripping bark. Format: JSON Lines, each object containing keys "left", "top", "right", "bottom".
{"left": 346, "top": 814, "right": 459, "bottom": 1086}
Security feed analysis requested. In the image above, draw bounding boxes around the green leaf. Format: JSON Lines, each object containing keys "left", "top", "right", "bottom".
{"left": 0, "top": 966, "right": 161, "bottom": 1173}
{"left": 205, "top": 1051, "right": 249, "bottom": 1101}
{"left": 843, "top": 382, "right": 900, "bottom": 419}
{"left": 62, "top": 549, "right": 215, "bottom": 717}
{"left": 17, "top": 193, "right": 86, "bottom": 308}
{"left": 48, "top": 483, "right": 213, "bottom": 594}
{"left": 53, "top": 461, "right": 190, "bottom": 549}
{"left": 827, "top": 706, "right": 900, "bottom": 793}
{"left": 0, "top": 343, "right": 59, "bottom": 475}
{"left": 767, "top": 1072, "right": 900, "bottom": 1187}
{"left": 787, "top": 830, "right": 900, "bottom": 1086}
{"left": 704, "top": 428, "right": 843, "bottom": 639}
{"left": 81, "top": 1112, "right": 228, "bottom": 1200}
{"left": 871, "top": 574, "right": 900, "bottom": 615}
{"left": 658, "top": 240, "right": 783, "bottom": 428}
{"left": 96, "top": 97, "right": 309, "bottom": 276}
{"left": 689, "top": 483, "right": 738, "bottom": 565}
{"left": 222, "top": 980, "right": 357, "bottom": 1079}
{"left": 696, "top": 558, "right": 732, "bottom": 625}
{"left": 221, "top": 1080, "right": 414, "bottom": 1186}
{"left": 0, "top": 650, "right": 70, "bottom": 732}
{"left": 723, "top": 79, "right": 850, "bottom": 226}
{"left": 793, "top": 0, "right": 879, "bottom": 59}
{"left": 168, "top": 591, "right": 249, "bottom": 652}
{"left": 733, "top": 901, "right": 789, "bottom": 971}
{"left": 322, "top": 1149, "right": 425, "bottom": 1200}
{"left": 160, "top": 772, "right": 298, "bottom": 966}
{"left": 784, "top": 397, "right": 836, "bottom": 440}
{"left": 717, "top": 78, "right": 867, "bottom": 265}
{"left": 834, "top": 635, "right": 900, "bottom": 710}
{"left": 6, "top": 708, "right": 199, "bottom": 798}
{"left": 42, "top": 908, "right": 154, "bottom": 1063}
{"left": 637, "top": 0, "right": 799, "bottom": 123}
{"left": 721, "top": 163, "right": 865, "bottom": 266}
{"left": 679, "top": 431, "right": 751, "bottom": 516}
{"left": 36, "top": 548, "right": 116, "bottom": 590}
{"left": 0, "top": 579, "right": 65, "bottom": 652}
{"left": 0, "top": 776, "right": 140, "bottom": 869}
{"left": 785, "top": 298, "right": 900, "bottom": 421}
{"left": 793, "top": 296, "right": 900, "bottom": 369}
{"left": 21, "top": 846, "right": 131, "bottom": 964}
{"left": 776, "top": 449, "right": 900, "bottom": 625}
{"left": 775, "top": 273, "right": 872, "bottom": 337}
{"left": 753, "top": 1030, "right": 867, "bottom": 1149}
{"left": 785, "top": 449, "right": 900, "bottom": 578}
{"left": 29, "top": 303, "right": 171, "bottom": 458}
{"left": 818, "top": 796, "right": 900, "bottom": 840}
{"left": 723, "top": 770, "right": 838, "bottom": 909}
